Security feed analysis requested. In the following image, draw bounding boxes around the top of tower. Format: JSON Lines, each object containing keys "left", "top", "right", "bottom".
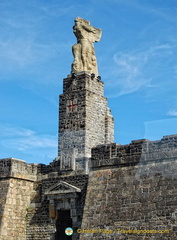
{"left": 71, "top": 17, "right": 102, "bottom": 76}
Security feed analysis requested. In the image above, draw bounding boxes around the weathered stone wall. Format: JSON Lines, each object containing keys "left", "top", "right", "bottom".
{"left": 0, "top": 179, "right": 10, "bottom": 233}
{"left": 1, "top": 135, "right": 177, "bottom": 240}
{"left": 0, "top": 158, "right": 37, "bottom": 240}
{"left": 0, "top": 178, "right": 34, "bottom": 240}
{"left": 58, "top": 72, "right": 114, "bottom": 173}
{"left": 0, "top": 159, "right": 11, "bottom": 232}
{"left": 80, "top": 135, "right": 177, "bottom": 240}
{"left": 91, "top": 135, "right": 177, "bottom": 169}
{"left": 26, "top": 174, "right": 88, "bottom": 240}
{"left": 85, "top": 76, "right": 114, "bottom": 152}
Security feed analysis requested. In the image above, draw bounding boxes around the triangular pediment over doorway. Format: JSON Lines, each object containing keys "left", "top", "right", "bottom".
{"left": 45, "top": 181, "right": 81, "bottom": 195}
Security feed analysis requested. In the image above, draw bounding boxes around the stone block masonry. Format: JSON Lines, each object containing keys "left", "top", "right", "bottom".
{"left": 80, "top": 134, "right": 177, "bottom": 240}
{"left": 26, "top": 174, "right": 88, "bottom": 240}
{"left": 0, "top": 158, "right": 37, "bottom": 240}
{"left": 0, "top": 158, "right": 88, "bottom": 240}
{"left": 58, "top": 72, "right": 114, "bottom": 173}
{"left": 1, "top": 18, "right": 177, "bottom": 240}
{"left": 91, "top": 135, "right": 177, "bottom": 169}
{"left": 1, "top": 135, "right": 177, "bottom": 239}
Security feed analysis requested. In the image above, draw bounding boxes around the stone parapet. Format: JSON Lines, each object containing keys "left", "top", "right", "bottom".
{"left": 91, "top": 134, "right": 177, "bottom": 169}
{"left": 0, "top": 158, "right": 38, "bottom": 181}
{"left": 63, "top": 72, "right": 104, "bottom": 96}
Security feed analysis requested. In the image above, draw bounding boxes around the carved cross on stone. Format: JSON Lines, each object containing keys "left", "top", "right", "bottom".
{"left": 67, "top": 100, "right": 77, "bottom": 112}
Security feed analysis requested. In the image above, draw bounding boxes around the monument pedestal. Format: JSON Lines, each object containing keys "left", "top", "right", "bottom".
{"left": 58, "top": 72, "right": 114, "bottom": 174}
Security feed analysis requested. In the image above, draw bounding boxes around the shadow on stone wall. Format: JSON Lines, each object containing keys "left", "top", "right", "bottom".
{"left": 26, "top": 174, "right": 88, "bottom": 240}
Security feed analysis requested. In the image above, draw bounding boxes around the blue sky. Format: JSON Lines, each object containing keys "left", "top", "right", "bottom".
{"left": 0, "top": 0, "right": 177, "bottom": 164}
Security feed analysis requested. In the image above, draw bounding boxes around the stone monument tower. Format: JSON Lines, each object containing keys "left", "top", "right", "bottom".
{"left": 58, "top": 17, "right": 114, "bottom": 174}
{"left": 0, "top": 17, "right": 177, "bottom": 240}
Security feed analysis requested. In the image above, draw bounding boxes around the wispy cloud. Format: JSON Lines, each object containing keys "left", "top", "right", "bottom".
{"left": 167, "top": 110, "right": 177, "bottom": 117}
{"left": 107, "top": 0, "right": 177, "bottom": 23}
{"left": 113, "top": 52, "right": 150, "bottom": 95}
{"left": 108, "top": 43, "right": 176, "bottom": 96}
{"left": 0, "top": 33, "right": 70, "bottom": 70}
{"left": 0, "top": 1, "right": 71, "bottom": 72}
{"left": 40, "top": 4, "right": 74, "bottom": 17}
{"left": 0, "top": 124, "right": 57, "bottom": 151}
{"left": 0, "top": 125, "right": 35, "bottom": 137}
{"left": 2, "top": 135, "right": 57, "bottom": 151}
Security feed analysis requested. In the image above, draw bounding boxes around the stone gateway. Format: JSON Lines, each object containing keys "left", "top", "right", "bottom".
{"left": 0, "top": 17, "right": 177, "bottom": 240}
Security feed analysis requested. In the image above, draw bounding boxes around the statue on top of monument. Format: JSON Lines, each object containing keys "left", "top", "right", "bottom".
{"left": 71, "top": 17, "right": 102, "bottom": 76}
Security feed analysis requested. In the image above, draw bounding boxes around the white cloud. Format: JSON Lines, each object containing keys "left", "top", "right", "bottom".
{"left": 113, "top": 52, "right": 150, "bottom": 95}
{"left": 167, "top": 110, "right": 177, "bottom": 117}
{"left": 0, "top": 125, "right": 35, "bottom": 137}
{"left": 108, "top": 0, "right": 176, "bottom": 23}
{"left": 40, "top": 5, "right": 74, "bottom": 17}
{"left": 110, "top": 44, "right": 175, "bottom": 96}
{"left": 0, "top": 38, "right": 68, "bottom": 69}
{"left": 0, "top": 1, "right": 72, "bottom": 72}
{"left": 0, "top": 125, "right": 57, "bottom": 151}
{"left": 2, "top": 136, "right": 57, "bottom": 151}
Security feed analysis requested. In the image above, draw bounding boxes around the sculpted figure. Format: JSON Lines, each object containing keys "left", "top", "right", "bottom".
{"left": 71, "top": 17, "right": 102, "bottom": 76}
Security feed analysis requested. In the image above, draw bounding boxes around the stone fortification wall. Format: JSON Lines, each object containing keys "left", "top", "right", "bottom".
{"left": 0, "top": 158, "right": 37, "bottom": 240}
{"left": 0, "top": 158, "right": 38, "bottom": 180}
{"left": 91, "top": 135, "right": 177, "bottom": 169}
{"left": 80, "top": 135, "right": 177, "bottom": 240}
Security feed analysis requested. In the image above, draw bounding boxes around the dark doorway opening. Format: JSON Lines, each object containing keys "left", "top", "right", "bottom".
{"left": 55, "top": 210, "right": 73, "bottom": 240}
